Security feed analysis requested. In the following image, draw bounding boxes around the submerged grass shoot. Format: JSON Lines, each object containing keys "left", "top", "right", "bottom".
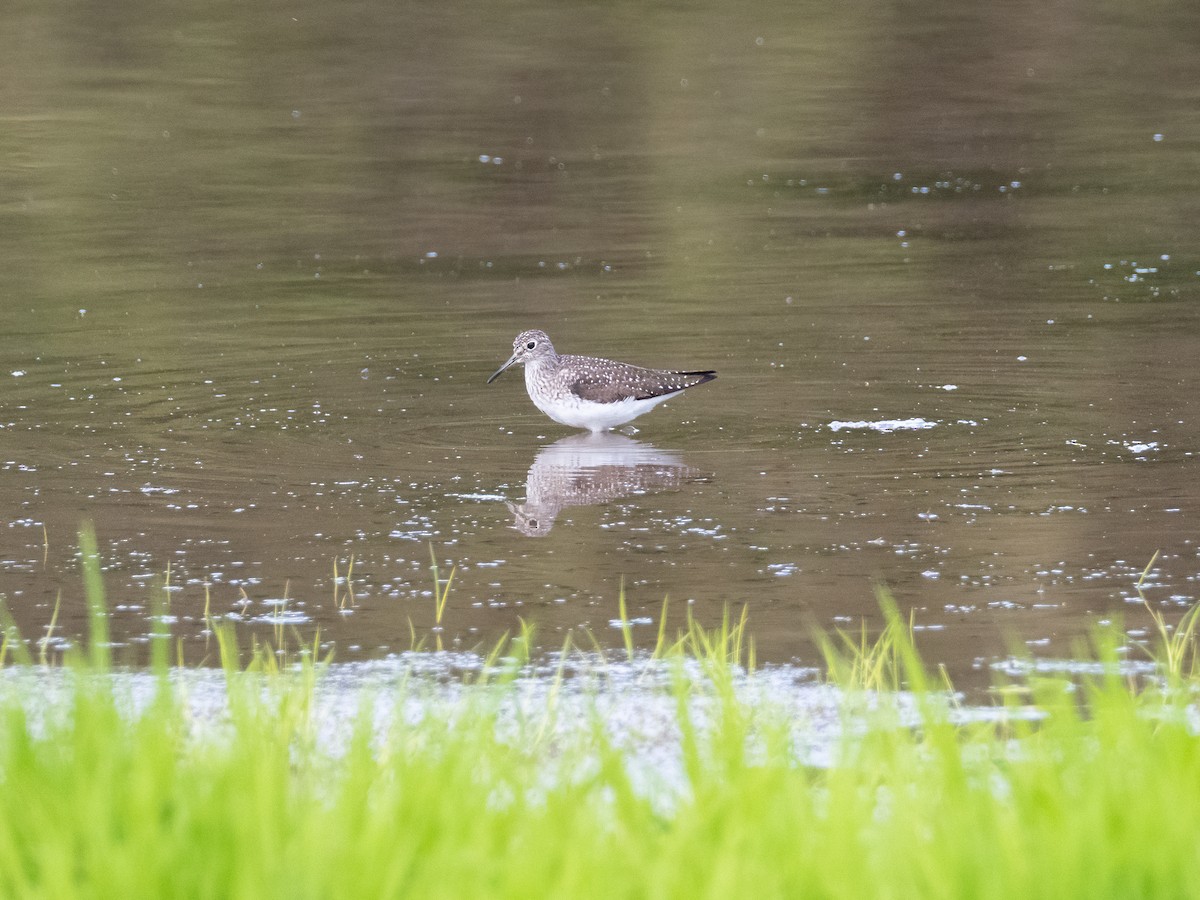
{"left": 78, "top": 523, "right": 109, "bottom": 671}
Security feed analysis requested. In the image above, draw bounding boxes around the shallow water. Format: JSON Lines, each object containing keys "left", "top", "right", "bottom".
{"left": 2, "top": 0, "right": 1199, "bottom": 683}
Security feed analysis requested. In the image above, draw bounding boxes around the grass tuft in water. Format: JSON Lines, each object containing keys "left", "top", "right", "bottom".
{"left": 418, "top": 543, "right": 456, "bottom": 652}
{"left": 1131, "top": 549, "right": 1200, "bottom": 681}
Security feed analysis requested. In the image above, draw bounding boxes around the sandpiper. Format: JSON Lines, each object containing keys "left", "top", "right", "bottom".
{"left": 486, "top": 329, "right": 716, "bottom": 432}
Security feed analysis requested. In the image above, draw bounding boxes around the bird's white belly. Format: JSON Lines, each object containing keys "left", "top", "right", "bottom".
{"left": 525, "top": 370, "right": 678, "bottom": 432}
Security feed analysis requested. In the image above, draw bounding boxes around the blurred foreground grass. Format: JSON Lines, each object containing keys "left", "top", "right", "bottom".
{"left": 0, "top": 533, "right": 1197, "bottom": 898}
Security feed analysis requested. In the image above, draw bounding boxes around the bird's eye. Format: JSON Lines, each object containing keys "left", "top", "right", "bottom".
{"left": 526, "top": 341, "right": 536, "bottom": 350}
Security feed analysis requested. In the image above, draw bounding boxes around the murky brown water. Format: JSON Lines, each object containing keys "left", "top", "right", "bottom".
{"left": 2, "top": 0, "right": 1199, "bottom": 683}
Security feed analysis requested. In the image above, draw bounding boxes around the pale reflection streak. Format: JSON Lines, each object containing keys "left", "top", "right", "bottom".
{"left": 505, "top": 433, "right": 701, "bottom": 536}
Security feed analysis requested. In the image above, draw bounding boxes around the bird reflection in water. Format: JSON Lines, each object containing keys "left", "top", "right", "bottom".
{"left": 506, "top": 433, "right": 704, "bottom": 536}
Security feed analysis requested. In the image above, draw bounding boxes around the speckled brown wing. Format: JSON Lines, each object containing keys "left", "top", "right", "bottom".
{"left": 563, "top": 355, "right": 717, "bottom": 403}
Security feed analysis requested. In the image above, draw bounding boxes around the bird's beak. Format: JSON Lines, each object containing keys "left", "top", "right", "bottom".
{"left": 486, "top": 352, "right": 520, "bottom": 384}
